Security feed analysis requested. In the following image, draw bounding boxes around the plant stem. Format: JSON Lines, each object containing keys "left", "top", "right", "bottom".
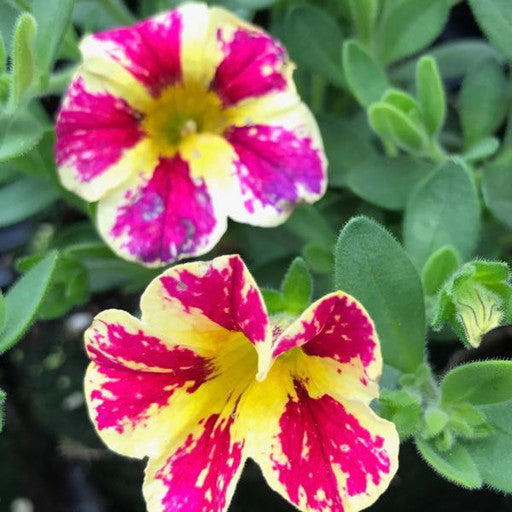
{"left": 36, "top": 67, "right": 77, "bottom": 96}
{"left": 98, "top": 0, "right": 136, "bottom": 25}
{"left": 426, "top": 139, "right": 448, "bottom": 163}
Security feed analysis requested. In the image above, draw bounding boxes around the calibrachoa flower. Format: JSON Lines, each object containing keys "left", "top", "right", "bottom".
{"left": 55, "top": 4, "right": 327, "bottom": 266}
{"left": 84, "top": 254, "right": 399, "bottom": 512}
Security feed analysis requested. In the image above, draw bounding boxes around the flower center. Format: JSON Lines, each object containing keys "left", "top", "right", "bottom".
{"left": 143, "top": 82, "right": 227, "bottom": 156}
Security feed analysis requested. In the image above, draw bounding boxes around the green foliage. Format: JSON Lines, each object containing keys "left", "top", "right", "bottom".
{"left": 283, "top": 4, "right": 344, "bottom": 86}
{"left": 0, "top": 32, "right": 5, "bottom": 75}
{"left": 377, "top": 0, "right": 450, "bottom": 64}
{"left": 0, "top": 251, "right": 58, "bottom": 354}
{"left": 432, "top": 261, "right": 512, "bottom": 347}
{"left": 0, "top": 110, "right": 47, "bottom": 162}
{"left": 302, "top": 243, "right": 333, "bottom": 274}
{"left": 261, "top": 288, "right": 286, "bottom": 315}
{"left": 319, "top": 115, "right": 377, "bottom": 187}
{"left": 392, "top": 40, "right": 504, "bottom": 83}
{"left": 416, "top": 438, "right": 483, "bottom": 488}
{"left": 0, "top": 176, "right": 59, "bottom": 227}
{"left": 403, "top": 160, "right": 480, "bottom": 269}
{"left": 459, "top": 58, "right": 508, "bottom": 149}
{"left": 422, "top": 246, "right": 460, "bottom": 296}
{"left": 16, "top": 253, "right": 88, "bottom": 320}
{"left": 281, "top": 258, "right": 313, "bottom": 315}
{"left": 346, "top": 0, "right": 378, "bottom": 44}
{"left": 262, "top": 257, "right": 313, "bottom": 316}
{"left": 9, "top": 13, "right": 37, "bottom": 111}
{"left": 342, "top": 40, "right": 388, "bottom": 107}
{"left": 32, "top": 0, "right": 75, "bottom": 84}
{"left": 469, "top": 0, "right": 512, "bottom": 61}
{"left": 368, "top": 101, "right": 427, "bottom": 153}
{"left": 416, "top": 56, "right": 446, "bottom": 136}
{"left": 482, "top": 165, "right": 512, "bottom": 228}
{"left": 442, "top": 361, "right": 512, "bottom": 406}
{"left": 347, "top": 155, "right": 431, "bottom": 210}
{"left": 380, "top": 388, "right": 423, "bottom": 440}
{"left": 335, "top": 217, "right": 425, "bottom": 373}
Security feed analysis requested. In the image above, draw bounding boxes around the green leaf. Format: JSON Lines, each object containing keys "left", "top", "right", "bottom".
{"left": 482, "top": 165, "right": 512, "bottom": 228}
{"left": 346, "top": 0, "right": 378, "bottom": 43}
{"left": 261, "top": 288, "right": 286, "bottom": 315}
{"left": 347, "top": 155, "right": 431, "bottom": 211}
{"left": 0, "top": 251, "right": 58, "bottom": 354}
{"left": 468, "top": 0, "right": 512, "bottom": 61}
{"left": 0, "top": 110, "right": 46, "bottom": 162}
{"left": 342, "top": 39, "right": 388, "bottom": 107}
{"left": 283, "top": 5, "right": 344, "bottom": 86}
{"left": 463, "top": 136, "right": 500, "bottom": 163}
{"left": 16, "top": 253, "right": 88, "bottom": 320}
{"left": 392, "top": 40, "right": 504, "bottom": 83}
{"left": 459, "top": 57, "right": 507, "bottom": 148}
{"left": 302, "top": 242, "right": 333, "bottom": 274}
{"left": 9, "top": 13, "right": 37, "bottom": 110}
{"left": 232, "top": 0, "right": 275, "bottom": 7}
{"left": 422, "top": 245, "right": 460, "bottom": 296}
{"left": 465, "top": 430, "right": 512, "bottom": 492}
{"left": 403, "top": 160, "right": 480, "bottom": 269}
{"left": 285, "top": 204, "right": 336, "bottom": 246}
{"left": 377, "top": 0, "right": 450, "bottom": 64}
{"left": 416, "top": 438, "right": 482, "bottom": 488}
{"left": 318, "top": 115, "right": 377, "bottom": 187}
{"left": 368, "top": 102, "right": 426, "bottom": 153}
{"left": 442, "top": 361, "right": 512, "bottom": 406}
{"left": 0, "top": 176, "right": 59, "bottom": 227}
{"left": 416, "top": 56, "right": 446, "bottom": 135}
{"left": 382, "top": 89, "right": 420, "bottom": 117}
{"left": 282, "top": 257, "right": 312, "bottom": 314}
{"left": 32, "top": 0, "right": 75, "bottom": 82}
{"left": 335, "top": 216, "right": 425, "bottom": 373}
{"left": 0, "top": 32, "right": 5, "bottom": 74}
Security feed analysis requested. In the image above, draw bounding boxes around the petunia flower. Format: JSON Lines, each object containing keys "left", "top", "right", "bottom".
{"left": 84, "top": 254, "right": 399, "bottom": 512}
{"left": 55, "top": 4, "right": 327, "bottom": 267}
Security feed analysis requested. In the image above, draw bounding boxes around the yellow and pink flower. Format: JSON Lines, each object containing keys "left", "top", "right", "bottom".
{"left": 84, "top": 255, "right": 399, "bottom": 512}
{"left": 55, "top": 3, "right": 327, "bottom": 266}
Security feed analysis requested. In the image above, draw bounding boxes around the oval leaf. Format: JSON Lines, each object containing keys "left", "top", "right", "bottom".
{"left": 343, "top": 39, "right": 388, "bottom": 107}
{"left": 0, "top": 251, "right": 58, "bottom": 354}
{"left": 469, "top": 0, "right": 512, "bottom": 62}
{"left": 335, "top": 216, "right": 425, "bottom": 373}
{"left": 482, "top": 164, "right": 512, "bottom": 228}
{"left": 283, "top": 5, "right": 344, "bottom": 86}
{"left": 0, "top": 176, "right": 59, "bottom": 227}
{"left": 347, "top": 155, "right": 432, "bottom": 211}
{"left": 442, "top": 360, "right": 512, "bottom": 406}
{"left": 403, "top": 160, "right": 481, "bottom": 269}
{"left": 416, "top": 438, "right": 482, "bottom": 489}
{"left": 378, "top": 0, "right": 449, "bottom": 64}
{"left": 459, "top": 57, "right": 507, "bottom": 148}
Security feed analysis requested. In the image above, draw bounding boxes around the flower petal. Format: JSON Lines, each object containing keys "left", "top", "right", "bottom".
{"left": 84, "top": 310, "right": 213, "bottom": 458}
{"left": 220, "top": 96, "right": 327, "bottom": 226}
{"left": 210, "top": 19, "right": 293, "bottom": 106}
{"left": 242, "top": 365, "right": 398, "bottom": 512}
{"left": 96, "top": 154, "right": 226, "bottom": 266}
{"left": 140, "top": 255, "right": 271, "bottom": 358}
{"left": 143, "top": 411, "right": 245, "bottom": 512}
{"left": 271, "top": 292, "right": 382, "bottom": 403}
{"left": 85, "top": 10, "right": 182, "bottom": 97}
{"left": 55, "top": 76, "right": 153, "bottom": 202}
